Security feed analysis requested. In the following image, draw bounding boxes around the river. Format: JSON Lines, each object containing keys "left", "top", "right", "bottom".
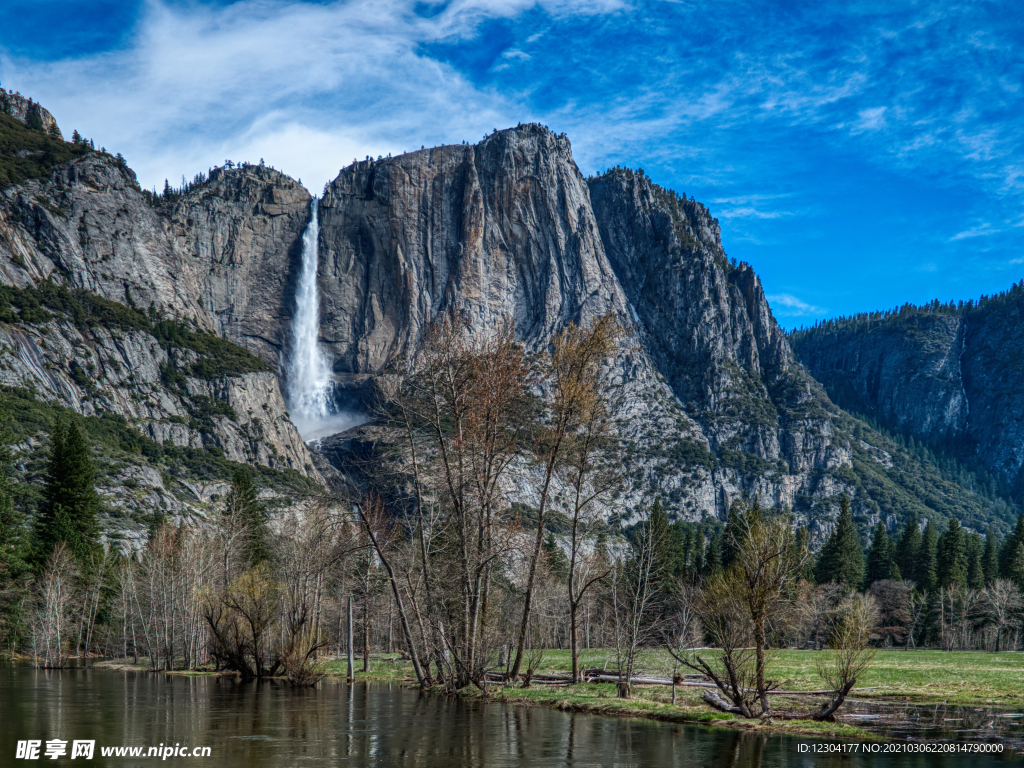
{"left": 0, "top": 666, "right": 1017, "bottom": 766}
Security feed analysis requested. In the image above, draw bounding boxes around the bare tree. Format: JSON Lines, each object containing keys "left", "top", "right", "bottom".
{"left": 674, "top": 504, "right": 807, "bottom": 718}
{"left": 510, "top": 315, "right": 622, "bottom": 682}
{"left": 205, "top": 563, "right": 281, "bottom": 680}
{"left": 375, "top": 314, "right": 532, "bottom": 690}
{"left": 672, "top": 569, "right": 760, "bottom": 717}
{"left": 612, "top": 512, "right": 665, "bottom": 698}
{"left": 31, "top": 544, "right": 78, "bottom": 668}
{"left": 276, "top": 506, "right": 352, "bottom": 685}
{"left": 869, "top": 580, "right": 914, "bottom": 647}
{"left": 983, "top": 579, "right": 1023, "bottom": 652}
{"left": 357, "top": 492, "right": 429, "bottom": 687}
{"left": 814, "top": 594, "right": 878, "bottom": 721}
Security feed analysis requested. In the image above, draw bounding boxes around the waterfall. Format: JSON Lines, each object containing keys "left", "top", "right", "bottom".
{"left": 286, "top": 199, "right": 334, "bottom": 438}
{"left": 286, "top": 197, "right": 366, "bottom": 442}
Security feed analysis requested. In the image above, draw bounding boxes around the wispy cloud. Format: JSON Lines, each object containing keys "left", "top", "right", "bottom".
{"left": 950, "top": 223, "right": 999, "bottom": 241}
{"left": 767, "top": 293, "right": 826, "bottom": 317}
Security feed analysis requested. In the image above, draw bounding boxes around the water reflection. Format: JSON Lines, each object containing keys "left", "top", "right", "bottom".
{"left": 0, "top": 667, "right": 1017, "bottom": 767}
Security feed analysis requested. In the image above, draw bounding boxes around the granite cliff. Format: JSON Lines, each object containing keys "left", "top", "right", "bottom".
{"left": 0, "top": 93, "right": 1015, "bottom": 544}
{"left": 0, "top": 103, "right": 319, "bottom": 546}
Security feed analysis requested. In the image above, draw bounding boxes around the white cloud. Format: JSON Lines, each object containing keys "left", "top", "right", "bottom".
{"left": 766, "top": 293, "right": 825, "bottom": 316}
{"left": 0, "top": 0, "right": 617, "bottom": 192}
{"left": 950, "top": 223, "right": 998, "bottom": 241}
{"left": 853, "top": 106, "right": 887, "bottom": 132}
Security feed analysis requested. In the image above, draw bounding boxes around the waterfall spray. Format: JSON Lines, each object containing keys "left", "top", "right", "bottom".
{"left": 287, "top": 198, "right": 334, "bottom": 435}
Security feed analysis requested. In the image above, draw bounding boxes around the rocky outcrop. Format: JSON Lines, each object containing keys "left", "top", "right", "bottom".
{"left": 792, "top": 311, "right": 968, "bottom": 443}
{"left": 0, "top": 124, "right": 315, "bottom": 479}
{"left": 168, "top": 166, "right": 311, "bottom": 365}
{"left": 0, "top": 308, "right": 315, "bottom": 477}
{"left": 316, "top": 126, "right": 720, "bottom": 513}
{"left": 1, "top": 95, "right": 1011, "bottom": 537}
{"left": 1, "top": 90, "right": 61, "bottom": 137}
{"left": 313, "top": 127, "right": 859, "bottom": 522}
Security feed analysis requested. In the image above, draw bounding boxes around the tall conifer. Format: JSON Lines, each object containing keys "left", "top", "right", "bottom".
{"left": 895, "top": 513, "right": 921, "bottom": 585}
{"left": 919, "top": 521, "right": 939, "bottom": 593}
{"left": 866, "top": 521, "right": 900, "bottom": 586}
{"left": 983, "top": 526, "right": 1000, "bottom": 586}
{"left": 224, "top": 468, "right": 269, "bottom": 566}
{"left": 938, "top": 518, "right": 968, "bottom": 589}
{"left": 966, "top": 533, "right": 985, "bottom": 590}
{"left": 814, "top": 495, "right": 864, "bottom": 589}
{"left": 1000, "top": 513, "right": 1024, "bottom": 579}
{"left": 35, "top": 418, "right": 100, "bottom": 565}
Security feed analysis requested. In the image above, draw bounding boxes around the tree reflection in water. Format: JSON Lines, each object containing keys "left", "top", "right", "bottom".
{"left": 0, "top": 668, "right": 1017, "bottom": 767}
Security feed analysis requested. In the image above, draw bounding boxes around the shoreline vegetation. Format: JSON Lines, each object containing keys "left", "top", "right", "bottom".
{"left": 77, "top": 648, "right": 1022, "bottom": 743}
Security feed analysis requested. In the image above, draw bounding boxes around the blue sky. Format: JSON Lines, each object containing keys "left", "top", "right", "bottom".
{"left": 2, "top": 0, "right": 1022, "bottom": 328}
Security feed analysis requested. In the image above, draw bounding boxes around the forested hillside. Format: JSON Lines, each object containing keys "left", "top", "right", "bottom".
{"left": 791, "top": 282, "right": 1024, "bottom": 502}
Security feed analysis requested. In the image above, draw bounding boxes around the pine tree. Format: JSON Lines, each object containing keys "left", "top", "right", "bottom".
{"left": 1006, "top": 542, "right": 1024, "bottom": 590}
{"left": 983, "top": 526, "right": 1000, "bottom": 587}
{"left": 35, "top": 418, "right": 100, "bottom": 565}
{"left": 647, "top": 498, "right": 676, "bottom": 597}
{"left": 814, "top": 495, "right": 865, "bottom": 590}
{"left": 866, "top": 521, "right": 900, "bottom": 586}
{"left": 721, "top": 499, "right": 750, "bottom": 570}
{"left": 966, "top": 533, "right": 985, "bottom": 590}
{"left": 918, "top": 520, "right": 939, "bottom": 593}
{"left": 1000, "top": 513, "right": 1024, "bottom": 579}
{"left": 938, "top": 518, "right": 968, "bottom": 589}
{"left": 895, "top": 513, "right": 922, "bottom": 585}
{"left": 0, "top": 455, "right": 23, "bottom": 580}
{"left": 703, "top": 533, "right": 723, "bottom": 579}
{"left": 224, "top": 468, "right": 269, "bottom": 566}
{"left": 543, "top": 533, "right": 569, "bottom": 581}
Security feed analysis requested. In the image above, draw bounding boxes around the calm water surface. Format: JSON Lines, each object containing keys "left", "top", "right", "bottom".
{"left": 0, "top": 666, "right": 1018, "bottom": 767}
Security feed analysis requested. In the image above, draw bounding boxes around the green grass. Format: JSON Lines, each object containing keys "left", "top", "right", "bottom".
{"left": 769, "top": 648, "right": 1024, "bottom": 706}
{"left": 321, "top": 656, "right": 410, "bottom": 683}
{"left": 530, "top": 648, "right": 1024, "bottom": 707}
{"left": 322, "top": 648, "right": 1024, "bottom": 708}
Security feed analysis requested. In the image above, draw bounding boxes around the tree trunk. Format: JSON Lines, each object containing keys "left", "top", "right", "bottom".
{"left": 813, "top": 679, "right": 856, "bottom": 721}
{"left": 362, "top": 599, "right": 370, "bottom": 673}
{"left": 346, "top": 597, "right": 354, "bottom": 683}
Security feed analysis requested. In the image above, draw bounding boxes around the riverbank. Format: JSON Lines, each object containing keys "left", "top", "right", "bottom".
{"left": 322, "top": 648, "right": 1024, "bottom": 742}
{"left": 88, "top": 648, "right": 1023, "bottom": 743}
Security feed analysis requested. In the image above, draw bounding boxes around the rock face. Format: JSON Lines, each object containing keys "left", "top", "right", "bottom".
{"left": 0, "top": 155, "right": 310, "bottom": 366}
{"left": 312, "top": 126, "right": 1017, "bottom": 536}
{"left": 0, "top": 314, "right": 308, "bottom": 472}
{"left": 0, "top": 136, "right": 315, "bottom": 480}
{"left": 317, "top": 126, "right": 628, "bottom": 374}
{"left": 168, "top": 167, "right": 311, "bottom": 365}
{"left": 792, "top": 291, "right": 1024, "bottom": 493}
{"left": 1, "top": 96, "right": 1012, "bottom": 538}
{"left": 589, "top": 170, "right": 844, "bottom": 475}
